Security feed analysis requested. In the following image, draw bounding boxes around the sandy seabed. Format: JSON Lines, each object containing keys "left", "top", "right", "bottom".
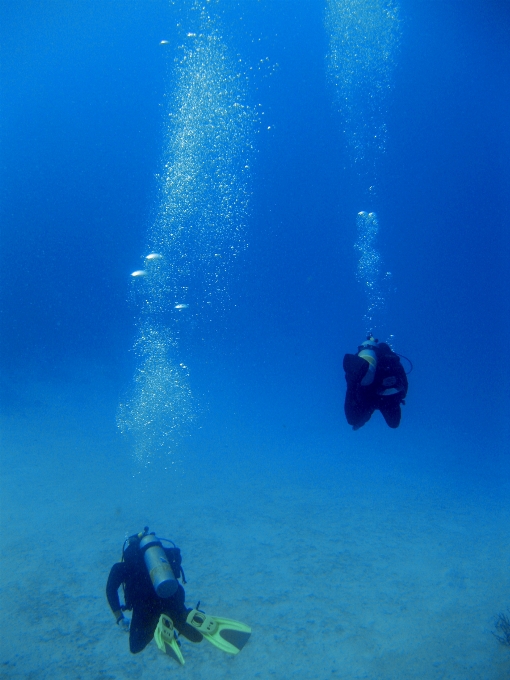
{"left": 1, "top": 370, "right": 509, "bottom": 680}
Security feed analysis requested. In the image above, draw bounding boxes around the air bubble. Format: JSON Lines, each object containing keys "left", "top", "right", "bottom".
{"left": 354, "top": 211, "right": 386, "bottom": 330}
{"left": 118, "top": 5, "right": 255, "bottom": 465}
{"left": 325, "top": 0, "right": 400, "bottom": 170}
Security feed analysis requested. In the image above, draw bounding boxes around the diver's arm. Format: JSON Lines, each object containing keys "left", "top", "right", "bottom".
{"left": 106, "top": 562, "right": 128, "bottom": 622}
{"left": 343, "top": 353, "right": 370, "bottom": 384}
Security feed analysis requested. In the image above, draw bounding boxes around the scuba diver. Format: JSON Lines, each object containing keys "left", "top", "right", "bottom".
{"left": 343, "top": 336, "right": 409, "bottom": 430}
{"left": 106, "top": 527, "right": 251, "bottom": 665}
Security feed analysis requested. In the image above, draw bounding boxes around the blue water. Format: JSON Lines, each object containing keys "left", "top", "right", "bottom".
{"left": 1, "top": 1, "right": 509, "bottom": 678}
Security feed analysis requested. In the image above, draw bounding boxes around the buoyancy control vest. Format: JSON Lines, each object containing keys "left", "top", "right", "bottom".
{"left": 374, "top": 349, "right": 408, "bottom": 397}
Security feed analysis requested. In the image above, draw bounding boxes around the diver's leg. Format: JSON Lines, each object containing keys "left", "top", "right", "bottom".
{"left": 344, "top": 387, "right": 373, "bottom": 430}
{"left": 351, "top": 407, "right": 374, "bottom": 430}
{"left": 129, "top": 605, "right": 161, "bottom": 654}
{"left": 165, "top": 585, "right": 203, "bottom": 643}
{"left": 379, "top": 400, "right": 402, "bottom": 428}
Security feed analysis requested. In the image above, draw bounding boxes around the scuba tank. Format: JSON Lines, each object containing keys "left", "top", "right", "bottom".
{"left": 358, "top": 336, "right": 378, "bottom": 386}
{"left": 138, "top": 530, "right": 179, "bottom": 598}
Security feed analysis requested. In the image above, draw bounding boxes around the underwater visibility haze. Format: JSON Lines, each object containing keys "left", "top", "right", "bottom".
{"left": 1, "top": 1, "right": 509, "bottom": 678}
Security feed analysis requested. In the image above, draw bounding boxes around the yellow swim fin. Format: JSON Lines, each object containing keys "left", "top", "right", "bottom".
{"left": 154, "top": 614, "right": 185, "bottom": 665}
{"left": 186, "top": 609, "right": 251, "bottom": 655}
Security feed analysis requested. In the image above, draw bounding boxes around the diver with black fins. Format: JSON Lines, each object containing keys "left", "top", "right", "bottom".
{"left": 106, "top": 527, "right": 251, "bottom": 664}
{"left": 343, "top": 336, "right": 410, "bottom": 430}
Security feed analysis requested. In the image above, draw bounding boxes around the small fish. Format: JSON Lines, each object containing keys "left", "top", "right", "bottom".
{"left": 145, "top": 253, "right": 163, "bottom": 260}
{"left": 160, "top": 40, "right": 169, "bottom": 45}
{"left": 131, "top": 270, "right": 147, "bottom": 277}
{"left": 174, "top": 303, "right": 189, "bottom": 310}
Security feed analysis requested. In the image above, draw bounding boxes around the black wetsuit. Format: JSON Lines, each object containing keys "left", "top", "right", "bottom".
{"left": 343, "top": 342, "right": 408, "bottom": 430}
{"left": 106, "top": 541, "right": 202, "bottom": 654}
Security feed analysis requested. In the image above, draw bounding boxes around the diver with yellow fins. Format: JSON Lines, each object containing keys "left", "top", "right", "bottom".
{"left": 106, "top": 527, "right": 251, "bottom": 664}
{"left": 343, "top": 335, "right": 410, "bottom": 430}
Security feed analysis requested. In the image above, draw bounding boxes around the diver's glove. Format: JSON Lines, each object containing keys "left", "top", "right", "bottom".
{"left": 117, "top": 615, "right": 131, "bottom": 632}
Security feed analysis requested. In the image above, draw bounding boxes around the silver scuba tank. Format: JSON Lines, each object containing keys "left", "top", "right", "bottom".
{"left": 139, "top": 533, "right": 179, "bottom": 598}
{"left": 358, "top": 337, "right": 378, "bottom": 386}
